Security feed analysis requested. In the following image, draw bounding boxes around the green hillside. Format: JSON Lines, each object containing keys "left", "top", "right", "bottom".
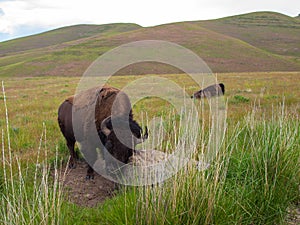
{"left": 198, "top": 12, "right": 300, "bottom": 56}
{"left": 0, "top": 12, "right": 299, "bottom": 77}
{"left": 0, "top": 23, "right": 141, "bottom": 55}
{"left": 95, "top": 21, "right": 300, "bottom": 74}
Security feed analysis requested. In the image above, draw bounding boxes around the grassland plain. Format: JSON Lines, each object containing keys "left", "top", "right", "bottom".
{"left": 0, "top": 72, "right": 299, "bottom": 224}
{"left": 0, "top": 72, "right": 298, "bottom": 159}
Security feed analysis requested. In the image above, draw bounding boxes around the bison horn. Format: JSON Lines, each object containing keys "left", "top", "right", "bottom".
{"left": 135, "top": 126, "right": 148, "bottom": 144}
{"left": 101, "top": 116, "right": 112, "bottom": 136}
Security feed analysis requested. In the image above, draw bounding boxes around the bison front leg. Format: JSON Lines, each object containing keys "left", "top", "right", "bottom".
{"left": 102, "top": 143, "right": 126, "bottom": 185}
{"left": 86, "top": 165, "right": 95, "bottom": 180}
{"left": 86, "top": 150, "right": 97, "bottom": 180}
{"left": 81, "top": 143, "right": 98, "bottom": 180}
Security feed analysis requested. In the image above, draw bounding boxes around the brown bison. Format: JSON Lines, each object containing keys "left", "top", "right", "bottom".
{"left": 58, "top": 86, "right": 148, "bottom": 179}
{"left": 191, "top": 83, "right": 225, "bottom": 99}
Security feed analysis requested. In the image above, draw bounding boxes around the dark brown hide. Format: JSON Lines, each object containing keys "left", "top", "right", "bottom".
{"left": 58, "top": 86, "right": 146, "bottom": 179}
{"left": 191, "top": 83, "right": 225, "bottom": 99}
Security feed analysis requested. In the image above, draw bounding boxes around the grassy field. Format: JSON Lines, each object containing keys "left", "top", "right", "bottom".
{"left": 0, "top": 72, "right": 299, "bottom": 224}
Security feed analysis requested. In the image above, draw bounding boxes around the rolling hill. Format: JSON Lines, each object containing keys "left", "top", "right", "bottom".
{"left": 197, "top": 12, "right": 300, "bottom": 56}
{"left": 0, "top": 11, "right": 299, "bottom": 77}
{"left": 0, "top": 23, "right": 141, "bottom": 55}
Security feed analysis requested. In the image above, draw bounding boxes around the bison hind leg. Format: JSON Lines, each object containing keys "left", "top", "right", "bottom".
{"left": 67, "top": 140, "right": 77, "bottom": 169}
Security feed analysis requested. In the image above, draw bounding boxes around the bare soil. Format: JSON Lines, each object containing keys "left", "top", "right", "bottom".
{"left": 60, "top": 161, "right": 115, "bottom": 208}
{"left": 287, "top": 202, "right": 300, "bottom": 225}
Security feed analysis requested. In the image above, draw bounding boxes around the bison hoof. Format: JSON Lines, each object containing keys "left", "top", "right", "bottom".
{"left": 85, "top": 175, "right": 94, "bottom": 180}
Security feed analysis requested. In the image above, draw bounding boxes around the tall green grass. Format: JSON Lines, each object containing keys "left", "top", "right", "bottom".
{"left": 94, "top": 103, "right": 299, "bottom": 224}
{"left": 0, "top": 135, "right": 66, "bottom": 224}
{"left": 0, "top": 83, "right": 66, "bottom": 225}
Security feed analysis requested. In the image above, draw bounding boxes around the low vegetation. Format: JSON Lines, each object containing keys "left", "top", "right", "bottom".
{"left": 0, "top": 72, "right": 299, "bottom": 224}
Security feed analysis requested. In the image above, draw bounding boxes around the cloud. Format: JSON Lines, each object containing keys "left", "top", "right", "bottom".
{"left": 0, "top": 0, "right": 299, "bottom": 41}
{"left": 0, "top": 0, "right": 100, "bottom": 35}
{"left": 0, "top": 8, "right": 4, "bottom": 16}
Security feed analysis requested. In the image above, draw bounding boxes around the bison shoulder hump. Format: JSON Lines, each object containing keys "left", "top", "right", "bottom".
{"left": 65, "top": 96, "right": 74, "bottom": 104}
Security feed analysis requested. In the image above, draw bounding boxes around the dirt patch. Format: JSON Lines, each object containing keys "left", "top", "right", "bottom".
{"left": 287, "top": 203, "right": 300, "bottom": 225}
{"left": 59, "top": 161, "right": 115, "bottom": 208}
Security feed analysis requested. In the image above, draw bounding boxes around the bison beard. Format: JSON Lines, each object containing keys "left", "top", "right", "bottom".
{"left": 98, "top": 116, "right": 148, "bottom": 181}
{"left": 58, "top": 86, "right": 147, "bottom": 180}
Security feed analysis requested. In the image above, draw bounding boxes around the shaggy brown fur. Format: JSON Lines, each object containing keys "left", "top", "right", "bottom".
{"left": 58, "top": 85, "right": 145, "bottom": 180}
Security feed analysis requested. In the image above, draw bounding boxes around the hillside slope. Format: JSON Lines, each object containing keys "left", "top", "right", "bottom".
{"left": 0, "top": 23, "right": 141, "bottom": 55}
{"left": 198, "top": 12, "right": 300, "bottom": 56}
{"left": 0, "top": 12, "right": 299, "bottom": 77}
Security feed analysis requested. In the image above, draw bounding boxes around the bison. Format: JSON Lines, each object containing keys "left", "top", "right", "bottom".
{"left": 191, "top": 83, "right": 225, "bottom": 99}
{"left": 58, "top": 86, "right": 148, "bottom": 179}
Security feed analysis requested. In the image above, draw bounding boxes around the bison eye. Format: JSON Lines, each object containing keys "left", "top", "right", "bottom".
{"left": 99, "top": 131, "right": 107, "bottom": 144}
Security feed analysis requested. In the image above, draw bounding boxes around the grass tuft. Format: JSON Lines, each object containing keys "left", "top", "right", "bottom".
{"left": 93, "top": 103, "right": 299, "bottom": 224}
{"left": 0, "top": 82, "right": 66, "bottom": 225}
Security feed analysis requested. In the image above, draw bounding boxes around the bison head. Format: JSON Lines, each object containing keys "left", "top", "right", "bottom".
{"left": 99, "top": 116, "right": 148, "bottom": 164}
{"left": 191, "top": 90, "right": 204, "bottom": 99}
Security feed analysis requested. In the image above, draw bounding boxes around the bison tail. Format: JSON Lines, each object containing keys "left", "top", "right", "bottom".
{"left": 219, "top": 83, "right": 225, "bottom": 95}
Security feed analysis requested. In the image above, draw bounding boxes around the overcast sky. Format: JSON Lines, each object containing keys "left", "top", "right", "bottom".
{"left": 0, "top": 0, "right": 299, "bottom": 42}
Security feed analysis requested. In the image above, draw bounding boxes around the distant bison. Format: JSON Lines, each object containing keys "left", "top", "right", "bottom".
{"left": 58, "top": 86, "right": 147, "bottom": 179}
{"left": 191, "top": 83, "right": 225, "bottom": 99}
